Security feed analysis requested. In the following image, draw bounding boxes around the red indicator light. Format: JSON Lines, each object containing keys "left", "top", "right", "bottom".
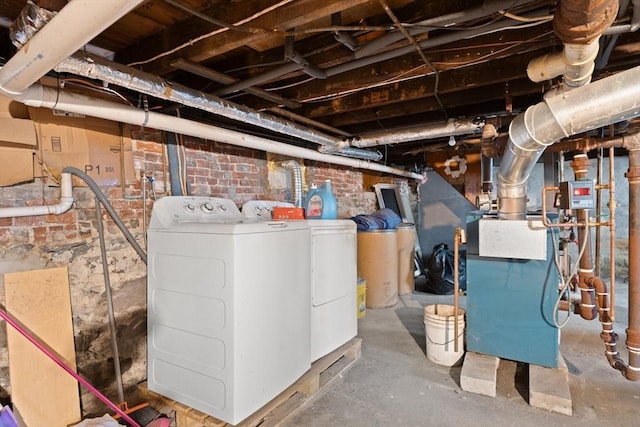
{"left": 573, "top": 187, "right": 591, "bottom": 196}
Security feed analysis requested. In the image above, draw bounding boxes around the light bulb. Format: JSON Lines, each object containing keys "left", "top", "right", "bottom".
{"left": 448, "top": 135, "right": 456, "bottom": 147}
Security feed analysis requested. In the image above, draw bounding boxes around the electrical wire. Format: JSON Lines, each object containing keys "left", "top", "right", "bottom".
{"left": 291, "top": 22, "right": 553, "bottom": 104}
{"left": 432, "top": 31, "right": 554, "bottom": 68}
{"left": 297, "top": 34, "right": 551, "bottom": 104}
{"left": 551, "top": 219, "right": 591, "bottom": 328}
{"left": 377, "top": 0, "right": 447, "bottom": 120}
{"left": 59, "top": 77, "right": 134, "bottom": 106}
{"left": 128, "top": 0, "right": 296, "bottom": 67}
{"left": 499, "top": 10, "right": 554, "bottom": 23}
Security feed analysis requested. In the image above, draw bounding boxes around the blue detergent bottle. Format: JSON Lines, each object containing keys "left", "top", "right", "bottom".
{"left": 306, "top": 180, "right": 337, "bottom": 219}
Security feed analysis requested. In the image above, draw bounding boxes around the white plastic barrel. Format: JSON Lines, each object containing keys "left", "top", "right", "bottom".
{"left": 424, "top": 304, "right": 465, "bottom": 366}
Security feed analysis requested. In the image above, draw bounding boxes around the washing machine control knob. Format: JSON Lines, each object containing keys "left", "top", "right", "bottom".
{"left": 185, "top": 203, "right": 196, "bottom": 212}
{"left": 201, "top": 202, "right": 214, "bottom": 213}
{"left": 219, "top": 204, "right": 227, "bottom": 212}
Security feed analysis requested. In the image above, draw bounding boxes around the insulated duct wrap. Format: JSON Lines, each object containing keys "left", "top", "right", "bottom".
{"left": 0, "top": 0, "right": 144, "bottom": 95}
{"left": 9, "top": 2, "right": 56, "bottom": 49}
{"left": 351, "top": 118, "right": 484, "bottom": 148}
{"left": 554, "top": 0, "right": 618, "bottom": 44}
{"left": 55, "top": 53, "right": 376, "bottom": 158}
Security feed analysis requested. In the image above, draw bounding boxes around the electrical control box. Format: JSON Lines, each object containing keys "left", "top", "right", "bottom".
{"left": 558, "top": 180, "right": 596, "bottom": 210}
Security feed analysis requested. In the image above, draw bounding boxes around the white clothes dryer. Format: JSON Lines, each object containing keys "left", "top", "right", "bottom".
{"left": 242, "top": 201, "right": 357, "bottom": 362}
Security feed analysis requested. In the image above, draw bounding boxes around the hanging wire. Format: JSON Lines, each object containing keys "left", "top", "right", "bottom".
{"left": 377, "top": 0, "right": 448, "bottom": 120}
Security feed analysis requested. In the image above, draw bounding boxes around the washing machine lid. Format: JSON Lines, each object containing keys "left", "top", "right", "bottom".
{"left": 149, "top": 196, "right": 310, "bottom": 234}
{"left": 149, "top": 196, "right": 242, "bottom": 229}
{"left": 241, "top": 200, "right": 295, "bottom": 219}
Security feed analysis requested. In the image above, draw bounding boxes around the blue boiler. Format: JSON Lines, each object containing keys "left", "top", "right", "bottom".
{"left": 465, "top": 213, "right": 561, "bottom": 368}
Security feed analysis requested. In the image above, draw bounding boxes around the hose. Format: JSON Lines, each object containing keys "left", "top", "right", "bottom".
{"left": 96, "top": 197, "right": 125, "bottom": 404}
{"left": 62, "top": 166, "right": 147, "bottom": 264}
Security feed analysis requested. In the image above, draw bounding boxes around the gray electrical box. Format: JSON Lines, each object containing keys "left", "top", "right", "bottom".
{"left": 558, "top": 181, "right": 596, "bottom": 210}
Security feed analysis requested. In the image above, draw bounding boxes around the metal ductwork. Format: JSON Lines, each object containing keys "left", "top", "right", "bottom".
{"left": 498, "top": 0, "right": 623, "bottom": 219}
{"left": 280, "top": 160, "right": 303, "bottom": 208}
{"left": 497, "top": 63, "right": 640, "bottom": 219}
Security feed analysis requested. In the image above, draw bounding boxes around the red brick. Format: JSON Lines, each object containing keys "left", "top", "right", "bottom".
{"left": 145, "top": 153, "right": 162, "bottom": 164}
{"left": 0, "top": 227, "right": 11, "bottom": 244}
{"left": 0, "top": 217, "right": 11, "bottom": 226}
{"left": 134, "top": 140, "right": 163, "bottom": 153}
{"left": 13, "top": 216, "right": 43, "bottom": 227}
{"left": 190, "top": 168, "right": 209, "bottom": 177}
{"left": 33, "top": 226, "right": 48, "bottom": 243}
{"left": 44, "top": 211, "right": 77, "bottom": 224}
{"left": 195, "top": 159, "right": 210, "bottom": 168}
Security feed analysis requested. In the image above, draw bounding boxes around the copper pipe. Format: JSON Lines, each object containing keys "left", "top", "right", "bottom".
{"left": 541, "top": 186, "right": 612, "bottom": 228}
{"left": 558, "top": 300, "right": 571, "bottom": 312}
{"left": 572, "top": 154, "right": 599, "bottom": 321}
{"left": 609, "top": 146, "right": 616, "bottom": 321}
{"left": 595, "top": 148, "right": 603, "bottom": 277}
{"left": 453, "top": 227, "right": 462, "bottom": 353}
{"left": 625, "top": 148, "right": 640, "bottom": 380}
{"left": 545, "top": 135, "right": 624, "bottom": 153}
{"left": 572, "top": 154, "right": 632, "bottom": 377}
{"left": 588, "top": 274, "right": 626, "bottom": 372}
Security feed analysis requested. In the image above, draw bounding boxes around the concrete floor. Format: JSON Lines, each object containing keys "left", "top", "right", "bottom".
{"left": 283, "top": 281, "right": 639, "bottom": 427}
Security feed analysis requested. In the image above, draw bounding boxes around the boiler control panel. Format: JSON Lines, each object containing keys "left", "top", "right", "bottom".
{"left": 557, "top": 180, "right": 596, "bottom": 210}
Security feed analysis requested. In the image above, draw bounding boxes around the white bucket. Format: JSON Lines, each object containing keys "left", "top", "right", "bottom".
{"left": 424, "top": 304, "right": 465, "bottom": 367}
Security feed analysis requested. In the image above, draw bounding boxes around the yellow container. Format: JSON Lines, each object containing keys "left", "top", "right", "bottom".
{"left": 357, "top": 279, "right": 367, "bottom": 318}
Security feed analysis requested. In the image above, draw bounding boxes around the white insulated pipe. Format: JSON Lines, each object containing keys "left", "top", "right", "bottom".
{"left": 350, "top": 118, "right": 484, "bottom": 148}
{"left": 15, "top": 85, "right": 423, "bottom": 180}
{"left": 0, "top": 173, "right": 73, "bottom": 218}
{"left": 527, "top": 39, "right": 600, "bottom": 89}
{"left": 0, "top": 0, "right": 143, "bottom": 95}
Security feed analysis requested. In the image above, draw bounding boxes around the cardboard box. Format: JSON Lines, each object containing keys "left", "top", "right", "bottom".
{"left": 29, "top": 107, "right": 135, "bottom": 187}
{"left": 0, "top": 95, "right": 37, "bottom": 186}
{"left": 0, "top": 117, "right": 37, "bottom": 186}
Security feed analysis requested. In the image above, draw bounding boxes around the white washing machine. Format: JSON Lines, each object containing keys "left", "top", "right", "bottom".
{"left": 147, "top": 196, "right": 311, "bottom": 425}
{"left": 242, "top": 201, "right": 357, "bottom": 362}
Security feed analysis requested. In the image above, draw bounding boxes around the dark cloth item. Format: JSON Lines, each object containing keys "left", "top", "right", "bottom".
{"left": 424, "top": 242, "right": 467, "bottom": 295}
{"left": 351, "top": 214, "right": 386, "bottom": 231}
{"left": 351, "top": 208, "right": 403, "bottom": 231}
{"left": 371, "top": 208, "right": 402, "bottom": 229}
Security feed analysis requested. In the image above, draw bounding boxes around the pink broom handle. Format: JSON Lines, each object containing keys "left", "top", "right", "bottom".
{"left": 0, "top": 306, "right": 140, "bottom": 427}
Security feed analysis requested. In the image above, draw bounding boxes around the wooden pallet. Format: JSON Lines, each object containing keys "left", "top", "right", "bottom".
{"left": 139, "top": 337, "right": 362, "bottom": 427}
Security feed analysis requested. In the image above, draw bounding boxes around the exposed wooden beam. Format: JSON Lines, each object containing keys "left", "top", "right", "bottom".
{"left": 117, "top": 0, "right": 373, "bottom": 76}
{"left": 294, "top": 49, "right": 547, "bottom": 120}
{"left": 329, "top": 78, "right": 544, "bottom": 130}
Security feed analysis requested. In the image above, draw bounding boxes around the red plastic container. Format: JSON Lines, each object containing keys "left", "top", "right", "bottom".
{"left": 272, "top": 207, "right": 305, "bottom": 220}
